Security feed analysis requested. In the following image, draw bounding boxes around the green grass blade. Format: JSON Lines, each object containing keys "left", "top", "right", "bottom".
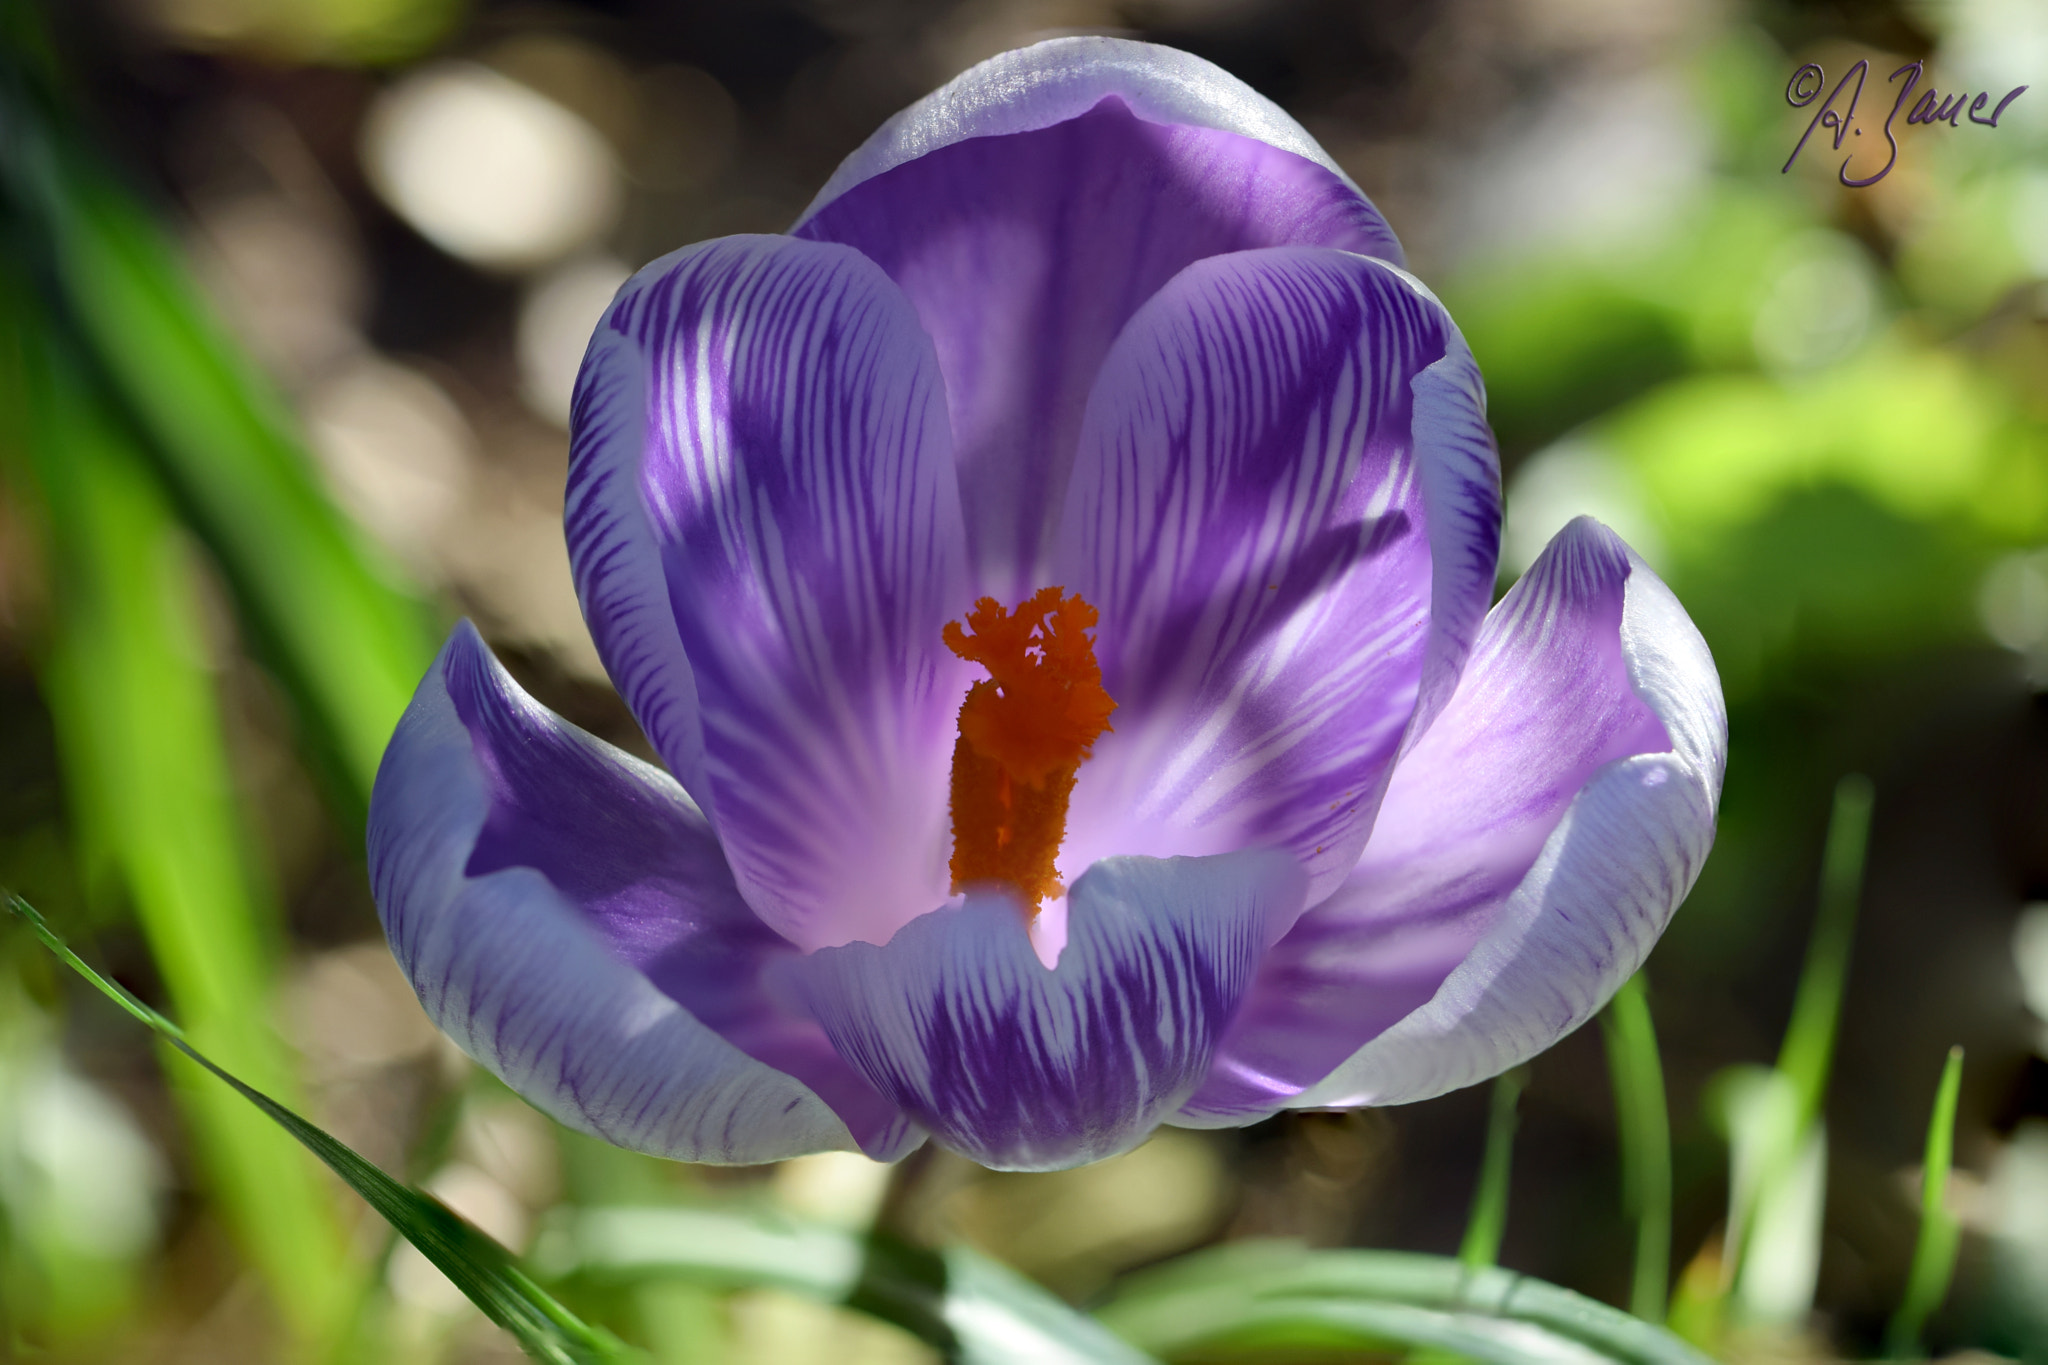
{"left": 1712, "top": 774, "right": 1873, "bottom": 1316}
{"left": 1460, "top": 1068, "right": 1526, "bottom": 1271}
{"left": 539, "top": 1205, "right": 1155, "bottom": 1365}
{"left": 4, "top": 894, "right": 632, "bottom": 1365}
{"left": 1097, "top": 1241, "right": 1717, "bottom": 1365}
{"left": 1, "top": 300, "right": 356, "bottom": 1344}
{"left": 1601, "top": 973, "right": 1673, "bottom": 1323}
{"left": 1776, "top": 773, "right": 1875, "bottom": 1130}
{"left": 0, "top": 41, "right": 438, "bottom": 824}
{"left": 1886, "top": 1045, "right": 1965, "bottom": 1359}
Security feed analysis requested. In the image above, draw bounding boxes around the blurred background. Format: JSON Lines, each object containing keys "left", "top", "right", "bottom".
{"left": 1, "top": 0, "right": 2045, "bottom": 1360}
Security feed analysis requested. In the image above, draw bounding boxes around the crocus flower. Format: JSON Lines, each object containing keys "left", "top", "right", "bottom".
{"left": 369, "top": 37, "right": 1726, "bottom": 1172}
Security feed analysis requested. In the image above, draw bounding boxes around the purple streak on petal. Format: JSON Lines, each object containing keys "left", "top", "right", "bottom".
{"left": 371, "top": 623, "right": 923, "bottom": 1162}
{"left": 445, "top": 626, "right": 919, "bottom": 1159}
{"left": 1404, "top": 317, "right": 1503, "bottom": 743}
{"left": 797, "top": 36, "right": 1397, "bottom": 250}
{"left": 782, "top": 851, "right": 1305, "bottom": 1171}
{"left": 798, "top": 100, "right": 1396, "bottom": 598}
{"left": 1054, "top": 247, "right": 1498, "bottom": 909}
{"left": 570, "top": 235, "right": 972, "bottom": 951}
{"left": 1180, "top": 519, "right": 1720, "bottom": 1122}
{"left": 567, "top": 317, "right": 709, "bottom": 800}
{"left": 1297, "top": 749, "right": 1717, "bottom": 1109}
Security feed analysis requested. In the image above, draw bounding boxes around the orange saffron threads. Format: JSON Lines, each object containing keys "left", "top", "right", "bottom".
{"left": 943, "top": 587, "right": 1117, "bottom": 912}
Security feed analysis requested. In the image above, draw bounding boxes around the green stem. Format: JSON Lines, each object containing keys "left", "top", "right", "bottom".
{"left": 1602, "top": 973, "right": 1673, "bottom": 1323}
{"left": 1776, "top": 774, "right": 1875, "bottom": 1131}
{"left": 1460, "top": 1069, "right": 1527, "bottom": 1270}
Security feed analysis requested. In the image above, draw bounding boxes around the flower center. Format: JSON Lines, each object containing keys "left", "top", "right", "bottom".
{"left": 944, "top": 587, "right": 1117, "bottom": 913}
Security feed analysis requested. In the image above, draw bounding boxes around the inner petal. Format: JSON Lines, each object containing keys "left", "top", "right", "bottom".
{"left": 797, "top": 97, "right": 1398, "bottom": 599}
{"left": 1049, "top": 248, "right": 1485, "bottom": 906}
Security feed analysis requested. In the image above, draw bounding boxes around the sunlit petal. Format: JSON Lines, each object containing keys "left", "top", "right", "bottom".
{"left": 567, "top": 234, "right": 972, "bottom": 949}
{"left": 1182, "top": 519, "right": 1723, "bottom": 1120}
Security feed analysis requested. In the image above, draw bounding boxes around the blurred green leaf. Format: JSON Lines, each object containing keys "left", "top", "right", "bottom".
{"left": 537, "top": 1204, "right": 1156, "bottom": 1365}
{"left": 146, "top": 0, "right": 466, "bottom": 66}
{"left": 1653, "top": 486, "right": 1991, "bottom": 702}
{"left": 1714, "top": 1068, "right": 1827, "bottom": 1332}
{"left": 0, "top": 291, "right": 357, "bottom": 1344}
{"left": 1445, "top": 184, "right": 1813, "bottom": 459}
{"left": 1097, "top": 1241, "right": 1717, "bottom": 1365}
{"left": 4, "top": 893, "right": 635, "bottom": 1365}
{"left": 1887, "top": 1044, "right": 1965, "bottom": 1358}
{"left": 0, "top": 35, "right": 438, "bottom": 827}
{"left": 1610, "top": 345, "right": 2048, "bottom": 555}
{"left": 1447, "top": 265, "right": 1689, "bottom": 458}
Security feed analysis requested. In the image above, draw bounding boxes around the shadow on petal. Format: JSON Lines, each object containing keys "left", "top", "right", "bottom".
{"left": 783, "top": 851, "right": 1305, "bottom": 1171}
{"left": 371, "top": 622, "right": 921, "bottom": 1162}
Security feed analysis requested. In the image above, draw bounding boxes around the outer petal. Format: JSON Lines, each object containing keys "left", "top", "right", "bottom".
{"left": 780, "top": 852, "right": 1306, "bottom": 1171}
{"left": 795, "top": 36, "right": 1390, "bottom": 235}
{"left": 370, "top": 622, "right": 921, "bottom": 1163}
{"left": 1181, "top": 518, "right": 1724, "bottom": 1121}
{"left": 1054, "top": 247, "right": 1501, "bottom": 910}
{"left": 566, "top": 235, "right": 971, "bottom": 950}
{"left": 796, "top": 42, "right": 1399, "bottom": 597}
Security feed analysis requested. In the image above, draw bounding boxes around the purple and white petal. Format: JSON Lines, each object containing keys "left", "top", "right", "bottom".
{"left": 567, "top": 235, "right": 972, "bottom": 951}
{"left": 566, "top": 308, "right": 708, "bottom": 798}
{"left": 796, "top": 36, "right": 1394, "bottom": 248}
{"left": 1180, "top": 518, "right": 1723, "bottom": 1121}
{"left": 796, "top": 47, "right": 1399, "bottom": 598}
{"left": 370, "top": 623, "right": 922, "bottom": 1163}
{"left": 1404, "top": 302, "right": 1503, "bottom": 743}
{"left": 781, "top": 851, "right": 1306, "bottom": 1171}
{"left": 1053, "top": 247, "right": 1500, "bottom": 910}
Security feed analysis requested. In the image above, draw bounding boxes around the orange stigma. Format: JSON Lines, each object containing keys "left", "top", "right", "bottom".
{"left": 944, "top": 587, "right": 1116, "bottom": 912}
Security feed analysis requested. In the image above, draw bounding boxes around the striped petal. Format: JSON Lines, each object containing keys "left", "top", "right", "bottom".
{"left": 795, "top": 38, "right": 1400, "bottom": 598}
{"left": 781, "top": 851, "right": 1306, "bottom": 1171}
{"left": 370, "top": 623, "right": 921, "bottom": 1163}
{"left": 1181, "top": 519, "right": 1725, "bottom": 1122}
{"left": 566, "top": 235, "right": 971, "bottom": 950}
{"left": 1053, "top": 247, "right": 1501, "bottom": 910}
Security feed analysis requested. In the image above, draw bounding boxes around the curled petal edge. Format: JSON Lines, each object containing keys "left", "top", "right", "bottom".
{"left": 1403, "top": 295, "right": 1503, "bottom": 750}
{"left": 369, "top": 623, "right": 884, "bottom": 1163}
{"left": 1287, "top": 541, "right": 1724, "bottom": 1108}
